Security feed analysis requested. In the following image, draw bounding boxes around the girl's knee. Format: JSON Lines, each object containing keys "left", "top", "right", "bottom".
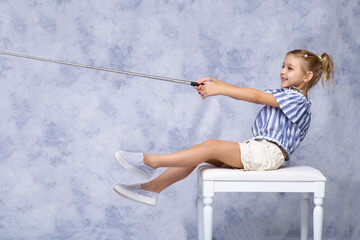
{"left": 201, "top": 139, "right": 220, "bottom": 151}
{"left": 192, "top": 139, "right": 221, "bottom": 159}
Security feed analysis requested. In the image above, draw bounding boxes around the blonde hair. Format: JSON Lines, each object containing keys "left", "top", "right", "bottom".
{"left": 287, "top": 49, "right": 335, "bottom": 91}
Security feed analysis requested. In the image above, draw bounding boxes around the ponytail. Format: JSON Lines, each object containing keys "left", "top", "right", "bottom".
{"left": 319, "top": 53, "right": 335, "bottom": 90}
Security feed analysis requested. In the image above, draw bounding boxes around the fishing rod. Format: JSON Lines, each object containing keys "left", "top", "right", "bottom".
{"left": 0, "top": 50, "right": 202, "bottom": 87}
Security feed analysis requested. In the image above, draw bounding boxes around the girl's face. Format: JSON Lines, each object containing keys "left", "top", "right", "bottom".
{"left": 280, "top": 54, "right": 309, "bottom": 91}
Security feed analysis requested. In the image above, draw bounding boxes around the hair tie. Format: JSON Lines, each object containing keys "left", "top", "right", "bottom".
{"left": 304, "top": 54, "right": 308, "bottom": 58}
{"left": 319, "top": 56, "right": 322, "bottom": 60}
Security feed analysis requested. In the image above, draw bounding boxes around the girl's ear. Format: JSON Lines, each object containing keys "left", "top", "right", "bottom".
{"left": 304, "top": 71, "right": 313, "bottom": 83}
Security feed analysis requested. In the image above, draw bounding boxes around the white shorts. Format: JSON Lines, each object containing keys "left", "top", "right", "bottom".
{"left": 239, "top": 139, "right": 285, "bottom": 171}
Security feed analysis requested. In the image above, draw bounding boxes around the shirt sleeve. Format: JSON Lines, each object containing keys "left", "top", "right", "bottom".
{"left": 264, "top": 89, "right": 276, "bottom": 94}
{"left": 273, "top": 89, "right": 310, "bottom": 124}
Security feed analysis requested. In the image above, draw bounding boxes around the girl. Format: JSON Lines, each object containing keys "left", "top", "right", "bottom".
{"left": 113, "top": 49, "right": 334, "bottom": 206}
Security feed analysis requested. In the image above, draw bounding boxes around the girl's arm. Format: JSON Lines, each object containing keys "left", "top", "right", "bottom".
{"left": 194, "top": 77, "right": 279, "bottom": 107}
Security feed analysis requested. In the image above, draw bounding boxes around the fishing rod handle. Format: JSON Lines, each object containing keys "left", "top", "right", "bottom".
{"left": 190, "top": 82, "right": 204, "bottom": 87}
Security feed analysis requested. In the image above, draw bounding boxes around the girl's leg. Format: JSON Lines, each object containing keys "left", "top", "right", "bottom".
{"left": 113, "top": 141, "right": 240, "bottom": 205}
{"left": 141, "top": 159, "right": 224, "bottom": 193}
{"left": 141, "top": 167, "right": 195, "bottom": 193}
{"left": 144, "top": 139, "right": 243, "bottom": 169}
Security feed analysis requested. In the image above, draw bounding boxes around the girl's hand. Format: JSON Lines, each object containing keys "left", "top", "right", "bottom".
{"left": 193, "top": 77, "right": 226, "bottom": 99}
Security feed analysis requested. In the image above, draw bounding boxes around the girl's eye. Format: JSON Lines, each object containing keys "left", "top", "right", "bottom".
{"left": 288, "top": 67, "right": 293, "bottom": 71}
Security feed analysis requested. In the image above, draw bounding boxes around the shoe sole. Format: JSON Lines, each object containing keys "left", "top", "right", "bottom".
{"left": 114, "top": 152, "right": 152, "bottom": 179}
{"left": 113, "top": 184, "right": 157, "bottom": 206}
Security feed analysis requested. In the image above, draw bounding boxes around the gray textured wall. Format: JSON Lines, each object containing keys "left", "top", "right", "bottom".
{"left": 0, "top": 0, "right": 359, "bottom": 239}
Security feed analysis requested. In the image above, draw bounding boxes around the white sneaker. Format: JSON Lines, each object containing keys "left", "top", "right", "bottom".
{"left": 113, "top": 183, "right": 158, "bottom": 206}
{"left": 114, "top": 151, "right": 155, "bottom": 178}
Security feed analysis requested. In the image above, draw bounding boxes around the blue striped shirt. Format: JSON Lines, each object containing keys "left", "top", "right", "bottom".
{"left": 251, "top": 87, "right": 312, "bottom": 160}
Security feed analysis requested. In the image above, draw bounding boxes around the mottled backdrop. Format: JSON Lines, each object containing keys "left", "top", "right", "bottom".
{"left": 0, "top": 0, "right": 359, "bottom": 239}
